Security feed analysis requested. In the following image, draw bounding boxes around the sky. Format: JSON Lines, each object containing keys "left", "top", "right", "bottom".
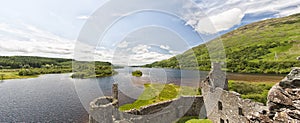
{"left": 0, "top": 0, "right": 300, "bottom": 65}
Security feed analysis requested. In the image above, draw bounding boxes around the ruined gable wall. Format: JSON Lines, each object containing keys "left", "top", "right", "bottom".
{"left": 202, "top": 84, "right": 268, "bottom": 123}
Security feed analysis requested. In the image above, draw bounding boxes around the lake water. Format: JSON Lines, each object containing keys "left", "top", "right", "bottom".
{"left": 0, "top": 68, "right": 284, "bottom": 122}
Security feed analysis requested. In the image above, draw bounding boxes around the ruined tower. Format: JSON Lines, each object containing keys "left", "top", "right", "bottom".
{"left": 207, "top": 62, "right": 228, "bottom": 90}
{"left": 112, "top": 83, "right": 119, "bottom": 107}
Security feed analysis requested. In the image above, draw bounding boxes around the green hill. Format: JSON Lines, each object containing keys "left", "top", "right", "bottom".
{"left": 144, "top": 13, "right": 300, "bottom": 74}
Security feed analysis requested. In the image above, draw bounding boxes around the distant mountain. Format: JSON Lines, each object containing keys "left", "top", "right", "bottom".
{"left": 144, "top": 13, "right": 300, "bottom": 74}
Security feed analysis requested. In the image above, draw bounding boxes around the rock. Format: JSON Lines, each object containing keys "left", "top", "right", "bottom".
{"left": 287, "top": 109, "right": 300, "bottom": 120}
{"left": 274, "top": 111, "right": 289, "bottom": 122}
{"left": 249, "top": 67, "right": 300, "bottom": 122}
{"left": 247, "top": 110, "right": 272, "bottom": 123}
{"left": 291, "top": 78, "right": 300, "bottom": 87}
{"left": 268, "top": 85, "right": 293, "bottom": 106}
{"left": 268, "top": 68, "right": 300, "bottom": 122}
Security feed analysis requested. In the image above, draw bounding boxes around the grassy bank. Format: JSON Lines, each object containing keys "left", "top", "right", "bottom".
{"left": 228, "top": 80, "right": 277, "bottom": 104}
{"left": 0, "top": 70, "right": 38, "bottom": 80}
{"left": 119, "top": 83, "right": 201, "bottom": 111}
{"left": 0, "top": 68, "right": 72, "bottom": 80}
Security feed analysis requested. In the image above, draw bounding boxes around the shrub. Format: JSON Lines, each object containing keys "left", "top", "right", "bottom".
{"left": 229, "top": 81, "right": 275, "bottom": 104}
{"left": 71, "top": 72, "right": 86, "bottom": 78}
{"left": 18, "top": 69, "right": 37, "bottom": 76}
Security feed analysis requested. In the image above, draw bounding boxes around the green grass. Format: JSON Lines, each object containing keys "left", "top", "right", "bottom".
{"left": 119, "top": 83, "right": 201, "bottom": 111}
{"left": 176, "top": 116, "right": 212, "bottom": 123}
{"left": 186, "top": 119, "right": 212, "bottom": 123}
{"left": 228, "top": 80, "right": 276, "bottom": 104}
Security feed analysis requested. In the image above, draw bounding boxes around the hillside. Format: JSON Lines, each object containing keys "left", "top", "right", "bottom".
{"left": 144, "top": 13, "right": 300, "bottom": 74}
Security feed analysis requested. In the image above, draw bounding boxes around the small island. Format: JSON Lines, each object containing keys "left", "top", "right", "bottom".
{"left": 132, "top": 70, "right": 143, "bottom": 77}
{"left": 71, "top": 61, "right": 117, "bottom": 79}
{"left": 71, "top": 65, "right": 117, "bottom": 79}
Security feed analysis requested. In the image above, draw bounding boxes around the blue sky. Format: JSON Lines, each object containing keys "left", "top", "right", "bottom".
{"left": 0, "top": 0, "right": 300, "bottom": 65}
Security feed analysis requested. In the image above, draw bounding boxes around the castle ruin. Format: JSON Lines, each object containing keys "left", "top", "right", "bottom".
{"left": 89, "top": 62, "right": 300, "bottom": 123}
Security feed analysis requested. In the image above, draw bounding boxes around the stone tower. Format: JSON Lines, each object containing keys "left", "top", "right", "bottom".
{"left": 112, "top": 83, "right": 119, "bottom": 107}
{"left": 207, "top": 62, "right": 228, "bottom": 90}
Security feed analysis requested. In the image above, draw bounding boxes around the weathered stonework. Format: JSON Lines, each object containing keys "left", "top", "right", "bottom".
{"left": 89, "top": 96, "right": 118, "bottom": 123}
{"left": 202, "top": 63, "right": 267, "bottom": 123}
{"left": 88, "top": 83, "right": 206, "bottom": 123}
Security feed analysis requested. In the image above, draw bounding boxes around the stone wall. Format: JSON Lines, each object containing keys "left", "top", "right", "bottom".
{"left": 88, "top": 82, "right": 206, "bottom": 123}
{"left": 201, "top": 63, "right": 268, "bottom": 123}
{"left": 89, "top": 96, "right": 118, "bottom": 123}
{"left": 202, "top": 84, "right": 267, "bottom": 123}
{"left": 248, "top": 67, "right": 300, "bottom": 122}
{"left": 117, "top": 96, "right": 205, "bottom": 123}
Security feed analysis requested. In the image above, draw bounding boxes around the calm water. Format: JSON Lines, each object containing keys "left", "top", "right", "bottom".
{"left": 0, "top": 68, "right": 284, "bottom": 122}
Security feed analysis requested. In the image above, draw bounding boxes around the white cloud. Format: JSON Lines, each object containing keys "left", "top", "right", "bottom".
{"left": 1, "top": 0, "right": 300, "bottom": 65}
{"left": 160, "top": 45, "right": 170, "bottom": 50}
{"left": 193, "top": 8, "right": 244, "bottom": 34}
{"left": 277, "top": 5, "right": 300, "bottom": 17}
{"left": 117, "top": 40, "right": 129, "bottom": 48}
{"left": 0, "top": 23, "right": 176, "bottom": 65}
{"left": 110, "top": 44, "right": 174, "bottom": 66}
{"left": 76, "top": 15, "right": 90, "bottom": 20}
{"left": 131, "top": 44, "right": 150, "bottom": 54}
{"left": 0, "top": 22, "right": 75, "bottom": 58}
{"left": 184, "top": 0, "right": 300, "bottom": 34}
{"left": 210, "top": 8, "right": 244, "bottom": 32}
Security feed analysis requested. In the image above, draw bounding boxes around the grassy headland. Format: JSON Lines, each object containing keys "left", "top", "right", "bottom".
{"left": 144, "top": 13, "right": 300, "bottom": 74}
